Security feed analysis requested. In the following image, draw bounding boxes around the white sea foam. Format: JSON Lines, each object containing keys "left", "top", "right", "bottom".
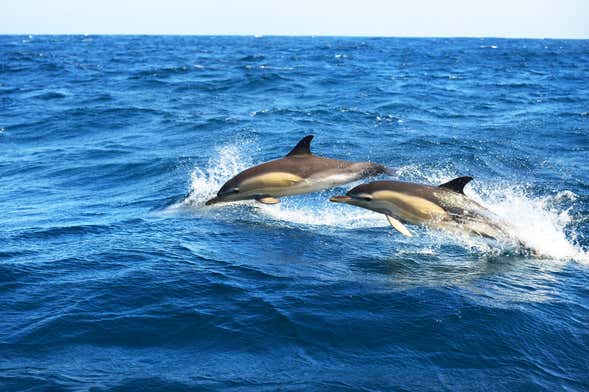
{"left": 255, "top": 198, "right": 387, "bottom": 229}
{"left": 175, "top": 141, "right": 256, "bottom": 209}
{"left": 171, "top": 141, "right": 588, "bottom": 263}
{"left": 470, "top": 186, "right": 587, "bottom": 262}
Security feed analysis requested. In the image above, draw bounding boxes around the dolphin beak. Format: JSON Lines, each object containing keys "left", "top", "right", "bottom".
{"left": 205, "top": 196, "right": 221, "bottom": 206}
{"left": 329, "top": 195, "right": 352, "bottom": 203}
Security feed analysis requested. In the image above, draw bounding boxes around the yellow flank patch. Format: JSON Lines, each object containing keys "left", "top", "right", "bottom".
{"left": 373, "top": 190, "right": 447, "bottom": 221}
{"left": 241, "top": 172, "right": 303, "bottom": 191}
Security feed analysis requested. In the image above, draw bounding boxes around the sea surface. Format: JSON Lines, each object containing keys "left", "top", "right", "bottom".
{"left": 1, "top": 35, "right": 588, "bottom": 391}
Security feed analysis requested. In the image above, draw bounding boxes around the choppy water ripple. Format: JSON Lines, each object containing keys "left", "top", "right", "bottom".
{"left": 0, "top": 35, "right": 588, "bottom": 391}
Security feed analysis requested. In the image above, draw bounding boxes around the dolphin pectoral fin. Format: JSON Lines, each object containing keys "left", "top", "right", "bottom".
{"left": 386, "top": 215, "right": 413, "bottom": 237}
{"left": 256, "top": 196, "right": 280, "bottom": 204}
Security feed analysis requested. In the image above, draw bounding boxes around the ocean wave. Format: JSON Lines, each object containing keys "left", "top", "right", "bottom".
{"left": 172, "top": 78, "right": 236, "bottom": 93}
{"left": 128, "top": 65, "right": 194, "bottom": 80}
{"left": 12, "top": 224, "right": 112, "bottom": 241}
{"left": 239, "top": 54, "right": 266, "bottom": 62}
{"left": 32, "top": 91, "right": 67, "bottom": 100}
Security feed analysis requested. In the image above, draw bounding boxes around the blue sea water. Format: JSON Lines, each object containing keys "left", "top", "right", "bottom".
{"left": 1, "top": 35, "right": 588, "bottom": 391}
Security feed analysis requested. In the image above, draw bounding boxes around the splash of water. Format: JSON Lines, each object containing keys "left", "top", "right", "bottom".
{"left": 172, "top": 141, "right": 587, "bottom": 263}
{"left": 471, "top": 186, "right": 587, "bottom": 262}
{"left": 255, "top": 198, "right": 388, "bottom": 229}
{"left": 186, "top": 142, "right": 256, "bottom": 205}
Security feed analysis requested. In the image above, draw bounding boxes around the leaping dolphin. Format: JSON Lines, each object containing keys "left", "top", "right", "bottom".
{"left": 205, "top": 135, "right": 394, "bottom": 205}
{"left": 330, "top": 176, "right": 510, "bottom": 239}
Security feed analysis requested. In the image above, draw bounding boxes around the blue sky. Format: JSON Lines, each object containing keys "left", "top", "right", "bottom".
{"left": 2, "top": 0, "right": 588, "bottom": 38}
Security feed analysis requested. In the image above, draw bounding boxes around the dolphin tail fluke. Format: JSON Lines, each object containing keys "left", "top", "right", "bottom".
{"left": 386, "top": 215, "right": 413, "bottom": 237}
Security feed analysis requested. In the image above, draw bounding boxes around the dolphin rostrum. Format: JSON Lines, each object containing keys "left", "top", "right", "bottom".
{"left": 330, "top": 176, "right": 510, "bottom": 239}
{"left": 205, "top": 135, "right": 394, "bottom": 205}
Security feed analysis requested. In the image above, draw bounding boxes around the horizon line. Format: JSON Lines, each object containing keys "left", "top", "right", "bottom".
{"left": 1, "top": 33, "right": 588, "bottom": 40}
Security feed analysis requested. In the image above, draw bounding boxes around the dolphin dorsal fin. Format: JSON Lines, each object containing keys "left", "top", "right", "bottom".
{"left": 286, "top": 135, "right": 313, "bottom": 157}
{"left": 438, "top": 176, "right": 473, "bottom": 194}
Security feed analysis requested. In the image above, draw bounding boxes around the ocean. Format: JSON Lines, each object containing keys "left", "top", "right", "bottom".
{"left": 0, "top": 35, "right": 588, "bottom": 391}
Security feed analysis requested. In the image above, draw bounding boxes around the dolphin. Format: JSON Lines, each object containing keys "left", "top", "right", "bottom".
{"left": 205, "top": 135, "right": 394, "bottom": 205}
{"left": 330, "top": 176, "right": 510, "bottom": 239}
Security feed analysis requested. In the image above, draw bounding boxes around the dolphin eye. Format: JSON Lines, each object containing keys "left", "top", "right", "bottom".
{"left": 361, "top": 196, "right": 372, "bottom": 202}
{"left": 232, "top": 188, "right": 240, "bottom": 193}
